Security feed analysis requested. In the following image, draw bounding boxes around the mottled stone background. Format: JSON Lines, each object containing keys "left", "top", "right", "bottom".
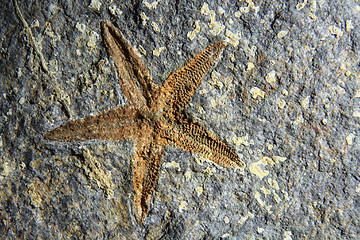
{"left": 1, "top": 0, "right": 359, "bottom": 239}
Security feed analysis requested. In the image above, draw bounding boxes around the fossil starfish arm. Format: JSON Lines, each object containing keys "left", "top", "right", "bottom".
{"left": 162, "top": 114, "right": 245, "bottom": 169}
{"left": 132, "top": 136, "right": 164, "bottom": 224}
{"left": 101, "top": 21, "right": 157, "bottom": 107}
{"left": 44, "top": 106, "right": 140, "bottom": 142}
{"left": 157, "top": 41, "right": 226, "bottom": 112}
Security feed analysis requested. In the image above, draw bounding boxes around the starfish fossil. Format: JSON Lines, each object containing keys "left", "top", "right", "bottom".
{"left": 44, "top": 21, "right": 245, "bottom": 223}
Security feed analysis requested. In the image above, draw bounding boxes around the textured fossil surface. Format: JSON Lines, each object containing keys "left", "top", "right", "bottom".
{"left": 2, "top": 0, "right": 360, "bottom": 239}
{"left": 44, "top": 21, "right": 244, "bottom": 223}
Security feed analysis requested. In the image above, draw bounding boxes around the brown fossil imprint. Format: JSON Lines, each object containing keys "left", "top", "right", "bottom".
{"left": 44, "top": 21, "right": 245, "bottom": 224}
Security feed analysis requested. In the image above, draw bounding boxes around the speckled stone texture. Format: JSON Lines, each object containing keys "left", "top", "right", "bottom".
{"left": 0, "top": 0, "right": 359, "bottom": 239}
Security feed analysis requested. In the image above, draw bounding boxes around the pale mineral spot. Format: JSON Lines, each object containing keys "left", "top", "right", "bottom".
{"left": 346, "top": 20, "right": 354, "bottom": 32}
{"left": 250, "top": 87, "right": 265, "bottom": 99}
{"left": 153, "top": 46, "right": 165, "bottom": 57}
{"left": 355, "top": 183, "right": 360, "bottom": 193}
{"left": 277, "top": 30, "right": 288, "bottom": 39}
{"left": 179, "top": 200, "right": 188, "bottom": 213}
{"left": 75, "top": 22, "right": 86, "bottom": 33}
{"left": 164, "top": 161, "right": 181, "bottom": 171}
{"left": 225, "top": 29, "right": 240, "bottom": 47}
{"left": 143, "top": 0, "right": 159, "bottom": 9}
{"left": 267, "top": 178, "right": 280, "bottom": 190}
{"left": 273, "top": 190, "right": 282, "bottom": 203}
{"left": 255, "top": 191, "right": 272, "bottom": 213}
{"left": 354, "top": 89, "right": 360, "bottom": 98}
{"left": 151, "top": 21, "right": 160, "bottom": 33}
{"left": 140, "top": 12, "right": 149, "bottom": 26}
{"left": 201, "top": 3, "right": 225, "bottom": 36}
{"left": 233, "top": 135, "right": 249, "bottom": 146}
{"left": 277, "top": 98, "right": 286, "bottom": 109}
{"left": 310, "top": 0, "right": 317, "bottom": 11}
{"left": 249, "top": 160, "right": 269, "bottom": 179}
{"left": 265, "top": 70, "right": 277, "bottom": 84}
{"left": 260, "top": 186, "right": 271, "bottom": 196}
{"left": 187, "top": 20, "right": 201, "bottom": 41}
{"left": 89, "top": 0, "right": 101, "bottom": 11}
{"left": 293, "top": 114, "right": 304, "bottom": 125}
{"left": 296, "top": 0, "right": 307, "bottom": 10}
{"left": 108, "top": 4, "right": 122, "bottom": 17}
{"left": 322, "top": 118, "right": 328, "bottom": 125}
{"left": 284, "top": 230, "right": 293, "bottom": 240}
{"left": 346, "top": 132, "right": 355, "bottom": 145}
{"left": 238, "top": 212, "right": 254, "bottom": 225}
{"left": 353, "top": 111, "right": 360, "bottom": 117}
{"left": 195, "top": 186, "right": 203, "bottom": 196}
{"left": 301, "top": 96, "right": 310, "bottom": 109}
{"left": 246, "top": 62, "right": 255, "bottom": 71}
{"left": 329, "top": 25, "right": 343, "bottom": 38}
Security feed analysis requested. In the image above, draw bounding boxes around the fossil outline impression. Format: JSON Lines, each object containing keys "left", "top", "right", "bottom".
{"left": 44, "top": 21, "right": 245, "bottom": 224}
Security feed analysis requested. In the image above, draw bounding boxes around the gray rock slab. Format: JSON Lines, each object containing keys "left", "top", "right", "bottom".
{"left": 1, "top": 0, "right": 359, "bottom": 239}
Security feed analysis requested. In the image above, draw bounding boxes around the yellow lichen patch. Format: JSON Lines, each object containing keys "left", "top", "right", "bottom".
{"left": 329, "top": 26, "right": 343, "bottom": 38}
{"left": 153, "top": 46, "right": 165, "bottom": 57}
{"left": 233, "top": 135, "right": 250, "bottom": 146}
{"left": 187, "top": 20, "right": 201, "bottom": 41}
{"left": 353, "top": 111, "right": 360, "bottom": 117}
{"left": 224, "top": 216, "right": 230, "bottom": 224}
{"left": 250, "top": 87, "right": 265, "bottom": 99}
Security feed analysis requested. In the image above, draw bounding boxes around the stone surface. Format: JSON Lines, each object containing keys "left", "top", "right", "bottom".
{"left": 1, "top": 0, "right": 359, "bottom": 239}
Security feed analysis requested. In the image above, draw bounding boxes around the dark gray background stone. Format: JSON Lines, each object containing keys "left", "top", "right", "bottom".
{"left": 0, "top": 0, "right": 359, "bottom": 239}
